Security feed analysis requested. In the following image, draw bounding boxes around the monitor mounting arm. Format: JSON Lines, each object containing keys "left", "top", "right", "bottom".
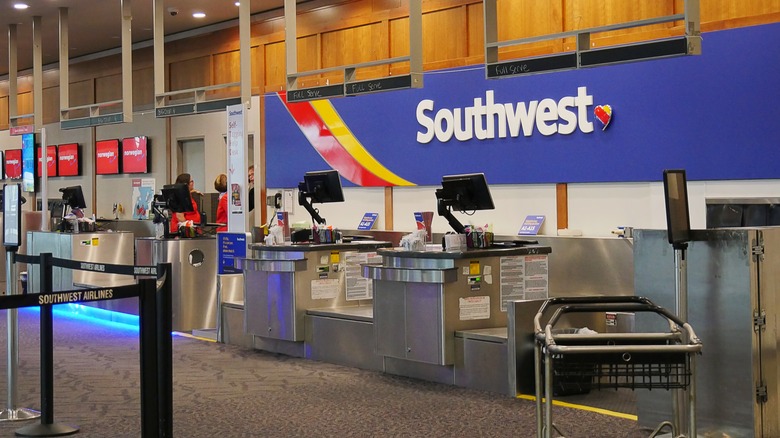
{"left": 437, "top": 197, "right": 465, "bottom": 234}
{"left": 298, "top": 186, "right": 326, "bottom": 225}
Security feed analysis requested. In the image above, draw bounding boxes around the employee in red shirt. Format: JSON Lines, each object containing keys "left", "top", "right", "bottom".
{"left": 214, "top": 173, "right": 228, "bottom": 232}
{"left": 170, "top": 173, "right": 201, "bottom": 234}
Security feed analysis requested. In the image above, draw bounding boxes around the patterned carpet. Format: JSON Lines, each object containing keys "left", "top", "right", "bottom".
{"left": 0, "top": 308, "right": 652, "bottom": 438}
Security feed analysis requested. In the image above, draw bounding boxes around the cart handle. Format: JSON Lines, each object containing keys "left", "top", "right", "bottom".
{"left": 533, "top": 296, "right": 680, "bottom": 333}
{"left": 544, "top": 321, "right": 702, "bottom": 350}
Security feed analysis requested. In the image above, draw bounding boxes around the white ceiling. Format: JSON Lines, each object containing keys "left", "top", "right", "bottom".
{"left": 0, "top": 0, "right": 294, "bottom": 78}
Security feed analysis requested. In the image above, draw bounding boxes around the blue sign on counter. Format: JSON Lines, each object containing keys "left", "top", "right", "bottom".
{"left": 357, "top": 212, "right": 378, "bottom": 231}
{"left": 518, "top": 215, "right": 545, "bottom": 236}
{"left": 218, "top": 232, "right": 247, "bottom": 274}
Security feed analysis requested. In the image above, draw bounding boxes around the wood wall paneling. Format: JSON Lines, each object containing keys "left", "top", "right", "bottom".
{"left": 296, "top": 35, "right": 321, "bottom": 85}
{"left": 133, "top": 67, "right": 154, "bottom": 108}
{"left": 251, "top": 46, "right": 265, "bottom": 95}
{"left": 389, "top": 17, "right": 409, "bottom": 71}
{"left": 467, "top": 3, "right": 485, "bottom": 60}
{"left": 70, "top": 79, "right": 95, "bottom": 108}
{"left": 422, "top": 6, "right": 469, "bottom": 63}
{"left": 18, "top": 92, "right": 33, "bottom": 116}
{"left": 212, "top": 51, "right": 241, "bottom": 99}
{"left": 42, "top": 86, "right": 59, "bottom": 125}
{"left": 0, "top": 96, "right": 8, "bottom": 130}
{"left": 96, "top": 74, "right": 122, "bottom": 103}
{"left": 264, "top": 41, "right": 286, "bottom": 90}
{"left": 321, "top": 24, "right": 384, "bottom": 69}
{"left": 169, "top": 56, "right": 211, "bottom": 93}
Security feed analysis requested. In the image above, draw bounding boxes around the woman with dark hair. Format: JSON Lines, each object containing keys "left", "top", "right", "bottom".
{"left": 170, "top": 173, "right": 201, "bottom": 234}
{"left": 214, "top": 173, "right": 228, "bottom": 232}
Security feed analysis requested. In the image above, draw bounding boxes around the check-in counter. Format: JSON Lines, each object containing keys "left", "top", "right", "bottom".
{"left": 363, "top": 244, "right": 551, "bottom": 383}
{"left": 236, "top": 241, "right": 391, "bottom": 357}
{"left": 27, "top": 230, "right": 137, "bottom": 313}
{"left": 136, "top": 236, "right": 218, "bottom": 332}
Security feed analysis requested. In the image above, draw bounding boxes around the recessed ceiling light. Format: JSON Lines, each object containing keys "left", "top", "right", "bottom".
{"left": 14, "top": 3, "right": 30, "bottom": 9}
{"left": 192, "top": 12, "right": 206, "bottom": 18}
{"left": 235, "top": 2, "right": 240, "bottom": 6}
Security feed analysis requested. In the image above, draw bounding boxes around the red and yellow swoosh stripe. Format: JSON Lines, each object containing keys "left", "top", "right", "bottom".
{"left": 278, "top": 92, "right": 415, "bottom": 187}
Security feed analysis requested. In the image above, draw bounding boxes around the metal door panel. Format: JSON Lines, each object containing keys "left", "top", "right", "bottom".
{"left": 266, "top": 272, "right": 297, "bottom": 340}
{"left": 373, "top": 280, "right": 407, "bottom": 359}
{"left": 756, "top": 229, "right": 780, "bottom": 437}
{"left": 405, "top": 283, "right": 444, "bottom": 364}
{"left": 634, "top": 229, "right": 755, "bottom": 436}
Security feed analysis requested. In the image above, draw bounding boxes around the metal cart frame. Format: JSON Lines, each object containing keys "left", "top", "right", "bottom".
{"left": 533, "top": 296, "right": 703, "bottom": 438}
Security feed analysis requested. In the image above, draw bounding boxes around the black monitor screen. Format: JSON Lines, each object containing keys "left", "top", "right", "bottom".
{"left": 161, "top": 183, "right": 194, "bottom": 213}
{"left": 59, "top": 185, "right": 87, "bottom": 210}
{"left": 301, "top": 170, "right": 345, "bottom": 204}
{"left": 436, "top": 173, "right": 495, "bottom": 212}
{"left": 663, "top": 169, "right": 691, "bottom": 245}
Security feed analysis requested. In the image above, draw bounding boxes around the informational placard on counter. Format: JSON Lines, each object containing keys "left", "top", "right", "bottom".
{"left": 217, "top": 232, "right": 247, "bottom": 274}
{"left": 357, "top": 212, "right": 378, "bottom": 230}
{"left": 518, "top": 215, "right": 545, "bottom": 235}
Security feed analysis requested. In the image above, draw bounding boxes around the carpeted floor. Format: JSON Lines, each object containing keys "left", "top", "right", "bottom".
{"left": 0, "top": 308, "right": 653, "bottom": 437}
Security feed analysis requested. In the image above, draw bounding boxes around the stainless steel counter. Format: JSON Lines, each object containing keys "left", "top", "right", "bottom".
{"left": 27, "top": 230, "right": 137, "bottom": 314}
{"left": 363, "top": 245, "right": 552, "bottom": 366}
{"left": 136, "top": 237, "right": 218, "bottom": 332}
{"left": 236, "top": 241, "right": 391, "bottom": 356}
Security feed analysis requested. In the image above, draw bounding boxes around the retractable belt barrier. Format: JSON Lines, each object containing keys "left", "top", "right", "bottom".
{"left": 2, "top": 252, "right": 172, "bottom": 438}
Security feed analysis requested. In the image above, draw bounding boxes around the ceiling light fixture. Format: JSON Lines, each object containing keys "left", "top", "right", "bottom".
{"left": 193, "top": 12, "right": 206, "bottom": 18}
{"left": 235, "top": 2, "right": 240, "bottom": 6}
{"left": 14, "top": 3, "right": 30, "bottom": 9}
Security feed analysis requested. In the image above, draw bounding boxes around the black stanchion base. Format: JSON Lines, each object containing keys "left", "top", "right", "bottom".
{"left": 15, "top": 422, "right": 79, "bottom": 437}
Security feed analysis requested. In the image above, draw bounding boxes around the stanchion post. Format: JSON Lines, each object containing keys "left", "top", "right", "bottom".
{"left": 157, "top": 263, "right": 173, "bottom": 438}
{"left": 139, "top": 276, "right": 160, "bottom": 437}
{"left": 15, "top": 252, "right": 78, "bottom": 437}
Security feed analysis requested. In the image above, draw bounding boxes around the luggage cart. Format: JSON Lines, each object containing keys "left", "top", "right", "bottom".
{"left": 533, "top": 296, "right": 703, "bottom": 438}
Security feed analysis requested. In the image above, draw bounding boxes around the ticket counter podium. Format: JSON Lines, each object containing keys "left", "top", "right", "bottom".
{"left": 136, "top": 236, "right": 218, "bottom": 333}
{"left": 363, "top": 245, "right": 551, "bottom": 384}
{"left": 236, "top": 241, "right": 391, "bottom": 358}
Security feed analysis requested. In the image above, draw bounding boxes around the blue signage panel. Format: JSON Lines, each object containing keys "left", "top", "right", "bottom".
{"left": 218, "top": 233, "right": 247, "bottom": 275}
{"left": 357, "top": 212, "right": 378, "bottom": 231}
{"left": 518, "top": 215, "right": 545, "bottom": 236}
{"left": 266, "top": 24, "right": 780, "bottom": 187}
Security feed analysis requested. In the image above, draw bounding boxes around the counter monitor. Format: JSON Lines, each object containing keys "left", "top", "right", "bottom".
{"left": 298, "top": 170, "right": 344, "bottom": 225}
{"left": 59, "top": 185, "right": 87, "bottom": 226}
{"left": 160, "top": 183, "right": 194, "bottom": 213}
{"left": 435, "top": 173, "right": 495, "bottom": 234}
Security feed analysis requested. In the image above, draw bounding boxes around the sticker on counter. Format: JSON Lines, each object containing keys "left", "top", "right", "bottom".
{"left": 344, "top": 251, "right": 382, "bottom": 301}
{"left": 459, "top": 296, "right": 490, "bottom": 320}
{"left": 330, "top": 251, "right": 340, "bottom": 264}
{"left": 311, "top": 278, "right": 340, "bottom": 300}
{"left": 469, "top": 260, "right": 480, "bottom": 275}
{"left": 79, "top": 238, "right": 100, "bottom": 246}
{"left": 499, "top": 254, "right": 549, "bottom": 312}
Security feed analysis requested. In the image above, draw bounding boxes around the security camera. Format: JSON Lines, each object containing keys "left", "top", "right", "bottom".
{"left": 168, "top": 7, "right": 179, "bottom": 16}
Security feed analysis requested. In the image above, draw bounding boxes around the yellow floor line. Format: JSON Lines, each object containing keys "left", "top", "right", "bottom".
{"left": 516, "top": 394, "right": 638, "bottom": 421}
{"left": 174, "top": 331, "right": 217, "bottom": 343}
